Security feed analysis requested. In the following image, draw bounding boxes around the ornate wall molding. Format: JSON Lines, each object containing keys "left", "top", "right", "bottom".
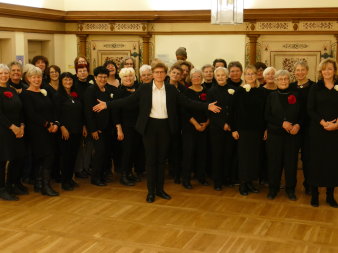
{"left": 2, "top": 3, "right": 338, "bottom": 23}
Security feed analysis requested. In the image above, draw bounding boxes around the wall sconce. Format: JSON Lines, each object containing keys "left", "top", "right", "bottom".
{"left": 211, "top": 0, "right": 244, "bottom": 24}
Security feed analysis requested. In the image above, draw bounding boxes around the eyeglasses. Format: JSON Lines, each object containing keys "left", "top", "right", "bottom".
{"left": 277, "top": 77, "right": 289, "bottom": 82}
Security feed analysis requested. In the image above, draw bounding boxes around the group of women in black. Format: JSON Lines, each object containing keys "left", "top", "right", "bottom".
{"left": 0, "top": 55, "right": 337, "bottom": 208}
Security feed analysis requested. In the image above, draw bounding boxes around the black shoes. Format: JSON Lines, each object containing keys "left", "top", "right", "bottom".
{"left": 127, "top": 173, "right": 141, "bottom": 182}
{"left": 326, "top": 197, "right": 338, "bottom": 208}
{"left": 286, "top": 191, "right": 297, "bottom": 201}
{"left": 62, "top": 182, "right": 74, "bottom": 191}
{"left": 146, "top": 190, "right": 170, "bottom": 203}
{"left": 120, "top": 175, "right": 135, "bottom": 186}
{"left": 0, "top": 188, "right": 18, "bottom": 201}
{"left": 75, "top": 171, "right": 89, "bottom": 179}
{"left": 183, "top": 182, "right": 193, "bottom": 189}
{"left": 146, "top": 193, "right": 155, "bottom": 203}
{"left": 70, "top": 179, "right": 79, "bottom": 188}
{"left": 91, "top": 179, "right": 107, "bottom": 186}
{"left": 199, "top": 180, "right": 209, "bottom": 186}
{"left": 246, "top": 182, "right": 259, "bottom": 193}
{"left": 239, "top": 184, "right": 248, "bottom": 196}
{"left": 311, "top": 195, "right": 319, "bottom": 207}
{"left": 267, "top": 190, "right": 277, "bottom": 200}
{"left": 41, "top": 183, "right": 59, "bottom": 197}
{"left": 156, "top": 191, "right": 171, "bottom": 200}
{"left": 214, "top": 185, "right": 222, "bottom": 191}
{"left": 9, "top": 183, "right": 29, "bottom": 195}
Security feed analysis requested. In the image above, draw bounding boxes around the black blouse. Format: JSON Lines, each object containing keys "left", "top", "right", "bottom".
{"left": 54, "top": 91, "right": 83, "bottom": 134}
{"left": 7, "top": 79, "right": 28, "bottom": 91}
{"left": 84, "top": 84, "right": 116, "bottom": 133}
{"left": 114, "top": 85, "right": 139, "bottom": 128}
{"left": 0, "top": 86, "right": 23, "bottom": 128}
{"left": 207, "top": 84, "right": 236, "bottom": 129}
{"left": 265, "top": 87, "right": 303, "bottom": 135}
{"left": 308, "top": 80, "right": 338, "bottom": 125}
{"left": 232, "top": 86, "right": 266, "bottom": 132}
{"left": 182, "top": 87, "right": 208, "bottom": 131}
{"left": 290, "top": 79, "right": 316, "bottom": 128}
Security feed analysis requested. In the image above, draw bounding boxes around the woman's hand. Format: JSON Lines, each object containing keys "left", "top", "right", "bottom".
{"left": 223, "top": 123, "right": 231, "bottom": 132}
{"left": 93, "top": 99, "right": 107, "bottom": 112}
{"left": 9, "top": 124, "right": 21, "bottom": 138}
{"left": 116, "top": 124, "right": 124, "bottom": 141}
{"left": 323, "top": 119, "right": 337, "bottom": 131}
{"left": 49, "top": 124, "right": 58, "bottom": 133}
{"left": 289, "top": 124, "right": 300, "bottom": 135}
{"left": 232, "top": 131, "right": 239, "bottom": 140}
{"left": 61, "top": 126, "right": 70, "bottom": 140}
{"left": 82, "top": 126, "right": 88, "bottom": 137}
{"left": 208, "top": 101, "right": 221, "bottom": 113}
{"left": 263, "top": 130, "right": 268, "bottom": 141}
{"left": 282, "top": 121, "right": 293, "bottom": 132}
{"left": 91, "top": 131, "right": 100, "bottom": 140}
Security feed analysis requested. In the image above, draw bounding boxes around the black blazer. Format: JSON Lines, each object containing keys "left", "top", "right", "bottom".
{"left": 265, "top": 88, "right": 303, "bottom": 135}
{"left": 107, "top": 82, "right": 208, "bottom": 135}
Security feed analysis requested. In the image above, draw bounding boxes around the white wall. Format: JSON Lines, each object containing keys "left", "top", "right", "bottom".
{"left": 154, "top": 35, "right": 246, "bottom": 69}
{"left": 0, "top": 0, "right": 64, "bottom": 10}
{"left": 1, "top": 0, "right": 337, "bottom": 11}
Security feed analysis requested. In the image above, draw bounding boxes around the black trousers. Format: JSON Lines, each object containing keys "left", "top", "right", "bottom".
{"left": 181, "top": 128, "right": 207, "bottom": 183}
{"left": 111, "top": 131, "right": 122, "bottom": 173}
{"left": 120, "top": 126, "right": 145, "bottom": 175}
{"left": 0, "top": 161, "right": 8, "bottom": 188}
{"left": 209, "top": 127, "right": 235, "bottom": 187}
{"left": 91, "top": 131, "right": 112, "bottom": 181}
{"left": 8, "top": 158, "right": 25, "bottom": 184}
{"left": 238, "top": 130, "right": 262, "bottom": 182}
{"left": 168, "top": 131, "right": 182, "bottom": 179}
{"left": 59, "top": 133, "right": 81, "bottom": 183}
{"left": 259, "top": 140, "right": 268, "bottom": 182}
{"left": 299, "top": 128, "right": 310, "bottom": 187}
{"left": 266, "top": 132, "right": 300, "bottom": 192}
{"left": 75, "top": 135, "right": 94, "bottom": 174}
{"left": 34, "top": 153, "right": 55, "bottom": 183}
{"left": 143, "top": 118, "right": 170, "bottom": 194}
{"left": 51, "top": 133, "right": 61, "bottom": 180}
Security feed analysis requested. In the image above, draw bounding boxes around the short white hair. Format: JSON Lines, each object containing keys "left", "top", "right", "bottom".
{"left": 0, "top": 64, "right": 10, "bottom": 72}
{"left": 214, "top": 67, "right": 229, "bottom": 77}
{"left": 26, "top": 66, "right": 42, "bottom": 77}
{"left": 275, "top": 69, "right": 290, "bottom": 80}
{"left": 263, "top": 66, "right": 276, "bottom": 78}
{"left": 139, "top": 64, "right": 152, "bottom": 74}
{"left": 119, "top": 67, "right": 136, "bottom": 81}
{"left": 190, "top": 68, "right": 203, "bottom": 79}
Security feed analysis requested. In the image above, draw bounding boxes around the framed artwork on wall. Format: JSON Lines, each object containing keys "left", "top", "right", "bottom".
{"left": 270, "top": 51, "right": 321, "bottom": 82}
{"left": 90, "top": 40, "right": 140, "bottom": 75}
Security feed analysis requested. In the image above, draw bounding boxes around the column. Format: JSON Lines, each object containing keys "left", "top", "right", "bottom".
{"left": 142, "top": 35, "right": 151, "bottom": 65}
{"left": 77, "top": 34, "right": 88, "bottom": 57}
{"left": 247, "top": 34, "right": 260, "bottom": 65}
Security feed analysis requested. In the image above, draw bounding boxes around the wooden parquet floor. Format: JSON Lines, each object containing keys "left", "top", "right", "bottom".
{"left": 0, "top": 171, "right": 338, "bottom": 253}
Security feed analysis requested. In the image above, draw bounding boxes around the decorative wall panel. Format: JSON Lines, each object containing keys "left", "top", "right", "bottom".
{"left": 78, "top": 23, "right": 146, "bottom": 32}
{"left": 90, "top": 40, "right": 140, "bottom": 71}
{"left": 256, "top": 37, "right": 335, "bottom": 82}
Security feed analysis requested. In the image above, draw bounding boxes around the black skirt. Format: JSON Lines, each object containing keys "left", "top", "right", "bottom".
{"left": 308, "top": 125, "right": 338, "bottom": 187}
{"left": 237, "top": 130, "right": 262, "bottom": 181}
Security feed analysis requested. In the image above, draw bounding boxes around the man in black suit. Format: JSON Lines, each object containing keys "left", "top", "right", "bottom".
{"left": 93, "top": 62, "right": 221, "bottom": 202}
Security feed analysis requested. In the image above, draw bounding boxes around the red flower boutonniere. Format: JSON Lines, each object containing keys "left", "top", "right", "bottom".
{"left": 70, "top": 91, "right": 78, "bottom": 98}
{"left": 199, "top": 93, "right": 207, "bottom": 101}
{"left": 288, "top": 94, "right": 296, "bottom": 104}
{"left": 3, "top": 91, "right": 13, "bottom": 98}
